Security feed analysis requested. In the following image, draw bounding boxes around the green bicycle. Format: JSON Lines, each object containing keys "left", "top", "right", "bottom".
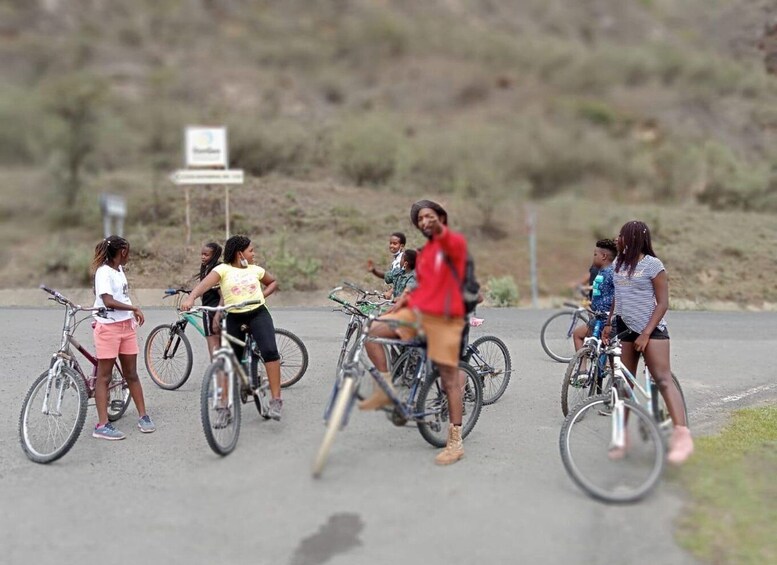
{"left": 144, "top": 288, "right": 308, "bottom": 390}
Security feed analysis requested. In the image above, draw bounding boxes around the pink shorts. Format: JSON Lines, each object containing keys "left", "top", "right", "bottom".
{"left": 94, "top": 319, "right": 139, "bottom": 359}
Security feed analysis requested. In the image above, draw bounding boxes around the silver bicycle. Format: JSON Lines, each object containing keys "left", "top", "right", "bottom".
{"left": 19, "top": 286, "right": 131, "bottom": 464}
{"left": 559, "top": 333, "right": 687, "bottom": 503}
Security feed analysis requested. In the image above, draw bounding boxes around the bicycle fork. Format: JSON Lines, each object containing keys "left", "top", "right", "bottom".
{"left": 609, "top": 388, "right": 626, "bottom": 451}
{"left": 43, "top": 355, "right": 69, "bottom": 416}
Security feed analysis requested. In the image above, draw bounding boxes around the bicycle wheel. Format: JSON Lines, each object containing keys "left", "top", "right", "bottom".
{"left": 416, "top": 362, "right": 483, "bottom": 448}
{"left": 652, "top": 372, "right": 688, "bottom": 434}
{"left": 560, "top": 394, "right": 665, "bottom": 503}
{"left": 467, "top": 335, "right": 512, "bottom": 405}
{"left": 144, "top": 324, "right": 193, "bottom": 390}
{"left": 540, "top": 310, "right": 585, "bottom": 363}
{"left": 107, "top": 362, "right": 131, "bottom": 422}
{"left": 312, "top": 376, "right": 357, "bottom": 477}
{"left": 19, "top": 366, "right": 88, "bottom": 464}
{"left": 201, "top": 359, "right": 241, "bottom": 456}
{"left": 560, "top": 347, "right": 609, "bottom": 417}
{"left": 276, "top": 328, "right": 309, "bottom": 388}
{"left": 390, "top": 349, "right": 423, "bottom": 405}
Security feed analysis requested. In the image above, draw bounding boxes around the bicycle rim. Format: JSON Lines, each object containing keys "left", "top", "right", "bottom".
{"left": 107, "top": 363, "right": 130, "bottom": 422}
{"left": 276, "top": 328, "right": 309, "bottom": 388}
{"left": 313, "top": 377, "right": 356, "bottom": 477}
{"left": 561, "top": 347, "right": 603, "bottom": 417}
{"left": 416, "top": 363, "right": 483, "bottom": 448}
{"left": 540, "top": 311, "right": 582, "bottom": 363}
{"left": 200, "top": 359, "right": 241, "bottom": 456}
{"left": 469, "top": 335, "right": 512, "bottom": 405}
{"left": 144, "top": 325, "right": 193, "bottom": 390}
{"left": 19, "top": 367, "right": 87, "bottom": 464}
{"left": 560, "top": 395, "right": 665, "bottom": 503}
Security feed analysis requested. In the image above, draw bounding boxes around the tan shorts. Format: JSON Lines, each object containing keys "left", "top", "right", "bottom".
{"left": 379, "top": 309, "right": 465, "bottom": 368}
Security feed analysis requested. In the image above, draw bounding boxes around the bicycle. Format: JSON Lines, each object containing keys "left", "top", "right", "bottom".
{"left": 540, "top": 298, "right": 592, "bottom": 363}
{"left": 559, "top": 332, "right": 688, "bottom": 503}
{"left": 560, "top": 316, "right": 611, "bottom": 416}
{"left": 460, "top": 318, "right": 512, "bottom": 405}
{"left": 187, "top": 300, "right": 281, "bottom": 456}
{"left": 144, "top": 288, "right": 308, "bottom": 390}
{"left": 329, "top": 282, "right": 397, "bottom": 400}
{"left": 18, "top": 286, "right": 131, "bottom": 464}
{"left": 312, "top": 299, "right": 483, "bottom": 477}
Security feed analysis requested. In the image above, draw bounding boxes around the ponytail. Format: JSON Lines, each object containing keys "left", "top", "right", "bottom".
{"left": 91, "top": 236, "right": 129, "bottom": 275}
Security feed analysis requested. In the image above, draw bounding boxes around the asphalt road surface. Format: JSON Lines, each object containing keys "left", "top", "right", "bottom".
{"left": 1, "top": 306, "right": 775, "bottom": 565}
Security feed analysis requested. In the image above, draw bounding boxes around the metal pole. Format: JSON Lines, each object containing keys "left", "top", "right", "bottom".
{"left": 527, "top": 208, "right": 539, "bottom": 309}
{"left": 225, "top": 185, "right": 230, "bottom": 240}
{"left": 184, "top": 186, "right": 191, "bottom": 246}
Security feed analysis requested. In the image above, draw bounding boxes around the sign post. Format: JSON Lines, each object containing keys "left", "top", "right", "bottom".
{"left": 100, "top": 194, "right": 127, "bottom": 238}
{"left": 525, "top": 205, "right": 539, "bottom": 309}
{"left": 171, "top": 127, "right": 243, "bottom": 244}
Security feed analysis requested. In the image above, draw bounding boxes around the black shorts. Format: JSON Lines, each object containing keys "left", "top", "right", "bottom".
{"left": 202, "top": 311, "right": 219, "bottom": 337}
{"left": 614, "top": 316, "right": 669, "bottom": 342}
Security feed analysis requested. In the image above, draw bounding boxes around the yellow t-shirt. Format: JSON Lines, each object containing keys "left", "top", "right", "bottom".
{"left": 213, "top": 264, "right": 267, "bottom": 313}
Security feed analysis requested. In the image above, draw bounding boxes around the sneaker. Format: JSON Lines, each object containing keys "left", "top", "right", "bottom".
{"left": 212, "top": 408, "right": 233, "bottom": 429}
{"left": 268, "top": 398, "right": 283, "bottom": 421}
{"left": 137, "top": 415, "right": 156, "bottom": 433}
{"left": 93, "top": 423, "right": 125, "bottom": 441}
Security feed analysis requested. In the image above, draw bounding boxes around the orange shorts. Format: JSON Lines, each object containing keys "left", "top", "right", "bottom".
{"left": 379, "top": 308, "right": 465, "bottom": 368}
{"left": 93, "top": 319, "right": 139, "bottom": 359}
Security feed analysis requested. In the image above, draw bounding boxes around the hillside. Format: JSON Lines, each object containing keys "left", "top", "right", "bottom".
{"left": 0, "top": 0, "right": 776, "bottom": 305}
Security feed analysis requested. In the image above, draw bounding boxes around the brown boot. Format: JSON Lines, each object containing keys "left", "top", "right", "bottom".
{"left": 358, "top": 374, "right": 394, "bottom": 411}
{"left": 435, "top": 424, "right": 464, "bottom": 465}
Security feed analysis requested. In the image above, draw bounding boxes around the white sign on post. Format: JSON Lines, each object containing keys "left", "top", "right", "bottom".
{"left": 185, "top": 126, "right": 228, "bottom": 168}
{"left": 170, "top": 170, "right": 244, "bottom": 185}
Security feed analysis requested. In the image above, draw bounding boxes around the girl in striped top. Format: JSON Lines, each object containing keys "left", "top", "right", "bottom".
{"left": 607, "top": 220, "right": 693, "bottom": 465}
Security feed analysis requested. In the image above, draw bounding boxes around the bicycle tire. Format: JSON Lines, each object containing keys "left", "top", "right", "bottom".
{"left": 19, "top": 366, "right": 88, "bottom": 464}
{"left": 107, "top": 362, "right": 131, "bottom": 421}
{"left": 540, "top": 310, "right": 586, "bottom": 363}
{"left": 652, "top": 372, "right": 688, "bottom": 433}
{"left": 416, "top": 362, "right": 483, "bottom": 448}
{"left": 312, "top": 376, "right": 357, "bottom": 478}
{"left": 560, "top": 394, "right": 665, "bottom": 503}
{"left": 468, "top": 335, "right": 512, "bottom": 405}
{"left": 561, "top": 347, "right": 609, "bottom": 417}
{"left": 200, "top": 359, "right": 241, "bottom": 456}
{"left": 144, "top": 324, "right": 193, "bottom": 390}
{"left": 276, "top": 328, "right": 309, "bottom": 388}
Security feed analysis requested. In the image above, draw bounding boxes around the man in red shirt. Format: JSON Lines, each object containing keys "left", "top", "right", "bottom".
{"left": 360, "top": 200, "right": 468, "bottom": 466}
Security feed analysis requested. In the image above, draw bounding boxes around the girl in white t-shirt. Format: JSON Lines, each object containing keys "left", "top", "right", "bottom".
{"left": 90, "top": 236, "right": 155, "bottom": 440}
{"left": 605, "top": 221, "right": 693, "bottom": 465}
{"left": 182, "top": 235, "right": 284, "bottom": 421}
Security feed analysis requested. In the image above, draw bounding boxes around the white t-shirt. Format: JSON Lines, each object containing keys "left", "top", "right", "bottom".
{"left": 93, "top": 265, "right": 133, "bottom": 324}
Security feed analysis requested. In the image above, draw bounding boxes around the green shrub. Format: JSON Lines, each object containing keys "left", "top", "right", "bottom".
{"left": 333, "top": 114, "right": 400, "bottom": 186}
{"left": 44, "top": 245, "right": 93, "bottom": 285}
{"left": 229, "top": 119, "right": 311, "bottom": 177}
{"left": 267, "top": 233, "right": 321, "bottom": 290}
{"left": 486, "top": 276, "right": 519, "bottom": 307}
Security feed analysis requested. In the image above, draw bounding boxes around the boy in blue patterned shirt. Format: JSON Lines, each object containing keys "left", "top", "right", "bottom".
{"left": 573, "top": 239, "right": 617, "bottom": 351}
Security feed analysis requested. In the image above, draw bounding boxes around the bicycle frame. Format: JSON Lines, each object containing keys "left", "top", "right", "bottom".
{"left": 328, "top": 316, "right": 439, "bottom": 426}
{"left": 40, "top": 290, "right": 120, "bottom": 414}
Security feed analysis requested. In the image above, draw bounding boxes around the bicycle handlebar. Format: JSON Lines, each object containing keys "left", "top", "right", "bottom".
{"left": 164, "top": 288, "right": 191, "bottom": 298}
{"left": 185, "top": 299, "right": 264, "bottom": 314}
{"left": 40, "top": 285, "right": 112, "bottom": 317}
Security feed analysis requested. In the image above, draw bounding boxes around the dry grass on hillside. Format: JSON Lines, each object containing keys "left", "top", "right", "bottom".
{"left": 1, "top": 169, "right": 775, "bottom": 307}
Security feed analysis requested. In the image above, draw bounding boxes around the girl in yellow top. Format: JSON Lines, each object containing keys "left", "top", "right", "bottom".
{"left": 182, "top": 235, "right": 284, "bottom": 420}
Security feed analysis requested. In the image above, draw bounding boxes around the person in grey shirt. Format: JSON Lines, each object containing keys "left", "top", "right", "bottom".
{"left": 605, "top": 220, "right": 694, "bottom": 465}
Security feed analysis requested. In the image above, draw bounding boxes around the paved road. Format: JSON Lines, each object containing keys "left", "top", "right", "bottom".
{"left": 1, "top": 307, "right": 775, "bottom": 565}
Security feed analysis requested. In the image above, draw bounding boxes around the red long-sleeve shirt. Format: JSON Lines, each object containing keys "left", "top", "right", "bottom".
{"left": 407, "top": 226, "right": 467, "bottom": 318}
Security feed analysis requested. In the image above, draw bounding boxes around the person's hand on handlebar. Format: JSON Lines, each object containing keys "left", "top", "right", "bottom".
{"left": 180, "top": 297, "right": 194, "bottom": 311}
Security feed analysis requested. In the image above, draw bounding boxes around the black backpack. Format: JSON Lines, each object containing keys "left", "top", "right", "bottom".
{"left": 444, "top": 252, "right": 481, "bottom": 315}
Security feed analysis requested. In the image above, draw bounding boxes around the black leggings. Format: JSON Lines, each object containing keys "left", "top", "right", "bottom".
{"left": 225, "top": 305, "right": 280, "bottom": 363}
